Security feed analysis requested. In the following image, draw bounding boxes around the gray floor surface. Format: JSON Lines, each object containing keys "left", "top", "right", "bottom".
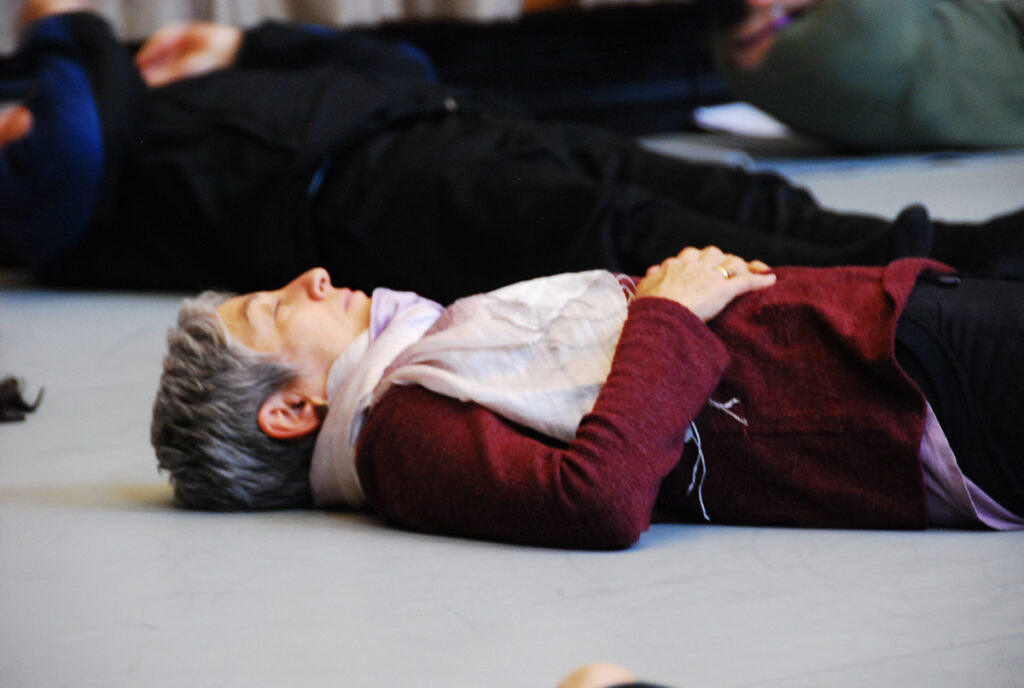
{"left": 2, "top": 136, "right": 1023, "bottom": 688}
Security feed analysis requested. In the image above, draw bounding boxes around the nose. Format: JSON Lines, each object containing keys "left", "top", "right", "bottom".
{"left": 287, "top": 267, "right": 332, "bottom": 300}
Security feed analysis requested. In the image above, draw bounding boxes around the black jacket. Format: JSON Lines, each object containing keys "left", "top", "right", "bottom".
{"left": 45, "top": 15, "right": 463, "bottom": 291}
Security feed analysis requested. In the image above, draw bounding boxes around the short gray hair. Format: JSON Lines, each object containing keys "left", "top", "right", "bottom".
{"left": 151, "top": 292, "right": 316, "bottom": 510}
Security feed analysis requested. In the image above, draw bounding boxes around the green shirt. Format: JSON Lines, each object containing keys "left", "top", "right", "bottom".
{"left": 715, "top": 0, "right": 1024, "bottom": 149}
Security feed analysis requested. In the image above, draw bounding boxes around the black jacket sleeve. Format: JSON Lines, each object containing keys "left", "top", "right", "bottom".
{"left": 236, "top": 21, "right": 438, "bottom": 83}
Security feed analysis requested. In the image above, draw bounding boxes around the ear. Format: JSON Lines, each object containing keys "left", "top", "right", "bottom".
{"left": 257, "top": 389, "right": 326, "bottom": 440}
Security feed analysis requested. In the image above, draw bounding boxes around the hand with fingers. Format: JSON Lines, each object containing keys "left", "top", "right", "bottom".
{"left": 729, "top": 0, "right": 819, "bottom": 71}
{"left": 0, "top": 105, "right": 33, "bottom": 148}
{"left": 636, "top": 246, "right": 776, "bottom": 322}
{"left": 134, "top": 22, "right": 243, "bottom": 88}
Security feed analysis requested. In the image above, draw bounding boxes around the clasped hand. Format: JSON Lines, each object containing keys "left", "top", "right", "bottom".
{"left": 135, "top": 22, "right": 243, "bottom": 88}
{"left": 636, "top": 246, "right": 776, "bottom": 321}
{"left": 17, "top": 3, "right": 241, "bottom": 89}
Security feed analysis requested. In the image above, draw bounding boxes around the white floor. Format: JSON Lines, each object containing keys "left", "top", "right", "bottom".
{"left": 2, "top": 138, "right": 1023, "bottom": 688}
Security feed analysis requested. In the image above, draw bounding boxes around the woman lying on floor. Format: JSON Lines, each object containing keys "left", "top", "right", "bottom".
{"left": 151, "top": 246, "right": 1023, "bottom": 548}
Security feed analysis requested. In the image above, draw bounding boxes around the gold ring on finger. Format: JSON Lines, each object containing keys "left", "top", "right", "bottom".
{"left": 717, "top": 265, "right": 735, "bottom": 279}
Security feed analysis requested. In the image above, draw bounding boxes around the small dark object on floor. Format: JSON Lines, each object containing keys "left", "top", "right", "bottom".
{"left": 1, "top": 376, "right": 44, "bottom": 422}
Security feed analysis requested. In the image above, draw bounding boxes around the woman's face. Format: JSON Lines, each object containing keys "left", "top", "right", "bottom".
{"left": 216, "top": 268, "right": 371, "bottom": 389}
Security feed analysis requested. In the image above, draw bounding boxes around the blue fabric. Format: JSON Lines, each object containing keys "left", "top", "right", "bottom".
{"left": 0, "top": 79, "right": 32, "bottom": 100}
{"left": 394, "top": 42, "right": 440, "bottom": 83}
{"left": 0, "top": 17, "right": 103, "bottom": 269}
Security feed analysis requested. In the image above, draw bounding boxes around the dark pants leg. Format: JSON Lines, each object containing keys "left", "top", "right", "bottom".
{"left": 932, "top": 208, "right": 1024, "bottom": 279}
{"left": 555, "top": 122, "right": 904, "bottom": 270}
{"left": 896, "top": 273, "right": 1024, "bottom": 516}
{"left": 317, "top": 113, "right": 912, "bottom": 302}
{"left": 558, "top": 123, "right": 1024, "bottom": 279}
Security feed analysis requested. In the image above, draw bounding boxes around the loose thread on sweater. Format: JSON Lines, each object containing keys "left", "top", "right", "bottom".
{"left": 687, "top": 422, "right": 710, "bottom": 522}
{"left": 707, "top": 397, "right": 748, "bottom": 427}
{"left": 685, "top": 397, "right": 747, "bottom": 523}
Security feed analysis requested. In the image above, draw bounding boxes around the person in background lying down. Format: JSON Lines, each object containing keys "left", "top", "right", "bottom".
{"left": 151, "top": 246, "right": 1022, "bottom": 550}
{"left": 3, "top": 0, "right": 1024, "bottom": 304}
{"left": 713, "top": 0, "right": 1024, "bottom": 150}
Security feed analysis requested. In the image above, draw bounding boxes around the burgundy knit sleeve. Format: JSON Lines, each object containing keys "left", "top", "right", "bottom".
{"left": 355, "top": 298, "right": 730, "bottom": 549}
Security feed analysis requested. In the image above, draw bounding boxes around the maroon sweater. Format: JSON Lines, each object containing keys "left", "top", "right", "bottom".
{"left": 356, "top": 259, "right": 942, "bottom": 549}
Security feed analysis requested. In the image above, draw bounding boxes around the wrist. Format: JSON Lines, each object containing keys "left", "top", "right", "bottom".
{"left": 734, "top": 6, "right": 797, "bottom": 49}
{"left": 729, "top": 4, "right": 805, "bottom": 71}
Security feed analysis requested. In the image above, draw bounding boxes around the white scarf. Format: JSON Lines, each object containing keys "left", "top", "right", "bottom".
{"left": 309, "top": 288, "right": 444, "bottom": 508}
{"left": 309, "top": 270, "right": 633, "bottom": 508}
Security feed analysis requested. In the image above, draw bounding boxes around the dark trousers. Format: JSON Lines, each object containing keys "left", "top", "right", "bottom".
{"left": 12, "top": 12, "right": 1019, "bottom": 300}
{"left": 896, "top": 273, "right": 1024, "bottom": 516}
{"left": 314, "top": 112, "right": 902, "bottom": 303}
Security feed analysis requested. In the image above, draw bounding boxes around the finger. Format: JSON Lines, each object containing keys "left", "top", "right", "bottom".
{"left": 672, "top": 246, "right": 702, "bottom": 263}
{"left": 139, "top": 63, "right": 175, "bottom": 88}
{"left": 135, "top": 24, "right": 188, "bottom": 69}
{"left": 136, "top": 27, "right": 175, "bottom": 67}
{"left": 136, "top": 45, "right": 175, "bottom": 77}
{"left": 730, "top": 270, "right": 778, "bottom": 296}
{"left": 0, "top": 105, "right": 33, "bottom": 148}
{"left": 696, "top": 245, "right": 727, "bottom": 264}
{"left": 140, "top": 50, "right": 215, "bottom": 88}
{"left": 747, "top": 259, "right": 772, "bottom": 273}
{"left": 718, "top": 255, "right": 748, "bottom": 278}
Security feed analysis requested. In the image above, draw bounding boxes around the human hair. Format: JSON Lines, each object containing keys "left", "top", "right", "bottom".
{"left": 151, "top": 292, "right": 317, "bottom": 510}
